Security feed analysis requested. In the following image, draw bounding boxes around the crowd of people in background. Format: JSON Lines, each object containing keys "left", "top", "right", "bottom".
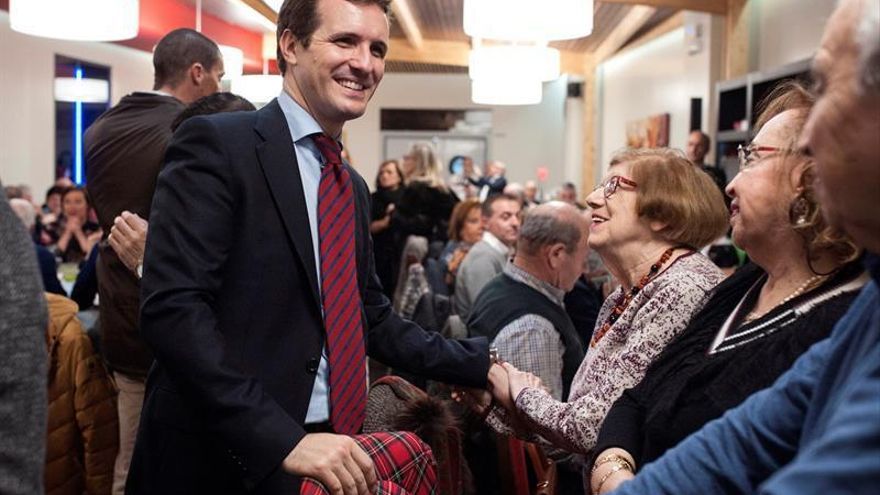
{"left": 1, "top": 0, "right": 878, "bottom": 494}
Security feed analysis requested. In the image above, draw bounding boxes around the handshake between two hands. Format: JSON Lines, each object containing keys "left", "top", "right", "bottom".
{"left": 452, "top": 361, "right": 550, "bottom": 417}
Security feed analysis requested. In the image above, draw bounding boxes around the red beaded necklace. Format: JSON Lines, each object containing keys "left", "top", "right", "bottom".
{"left": 590, "top": 246, "right": 682, "bottom": 348}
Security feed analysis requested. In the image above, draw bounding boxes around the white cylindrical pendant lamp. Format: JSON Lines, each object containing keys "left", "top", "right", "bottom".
{"left": 471, "top": 77, "right": 542, "bottom": 106}
{"left": 10, "top": 0, "right": 139, "bottom": 41}
{"left": 463, "top": 0, "right": 593, "bottom": 42}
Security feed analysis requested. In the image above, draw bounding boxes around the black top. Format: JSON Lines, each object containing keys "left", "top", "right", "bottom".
{"left": 564, "top": 275, "right": 603, "bottom": 350}
{"left": 594, "top": 261, "right": 865, "bottom": 467}
{"left": 370, "top": 187, "right": 403, "bottom": 297}
{"left": 468, "top": 272, "right": 585, "bottom": 398}
{"left": 392, "top": 181, "right": 458, "bottom": 245}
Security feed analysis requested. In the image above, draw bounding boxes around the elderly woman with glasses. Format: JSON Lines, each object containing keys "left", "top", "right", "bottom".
{"left": 464, "top": 147, "right": 729, "bottom": 481}
{"left": 586, "top": 82, "right": 866, "bottom": 494}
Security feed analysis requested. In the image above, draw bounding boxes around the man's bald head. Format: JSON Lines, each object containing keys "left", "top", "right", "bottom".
{"left": 517, "top": 201, "right": 585, "bottom": 256}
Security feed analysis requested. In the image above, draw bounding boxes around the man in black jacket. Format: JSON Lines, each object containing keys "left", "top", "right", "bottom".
{"left": 83, "top": 28, "right": 224, "bottom": 494}
{"left": 126, "top": 1, "right": 491, "bottom": 493}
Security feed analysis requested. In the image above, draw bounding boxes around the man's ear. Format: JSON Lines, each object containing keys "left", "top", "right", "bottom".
{"left": 189, "top": 62, "right": 205, "bottom": 86}
{"left": 547, "top": 243, "right": 566, "bottom": 269}
{"left": 278, "top": 29, "right": 299, "bottom": 68}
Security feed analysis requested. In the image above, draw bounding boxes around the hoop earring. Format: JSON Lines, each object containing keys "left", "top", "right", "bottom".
{"left": 789, "top": 194, "right": 812, "bottom": 226}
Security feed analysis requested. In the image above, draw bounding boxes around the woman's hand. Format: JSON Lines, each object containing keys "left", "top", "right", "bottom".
{"left": 503, "top": 362, "right": 547, "bottom": 402}
{"left": 446, "top": 247, "right": 469, "bottom": 274}
{"left": 591, "top": 448, "right": 637, "bottom": 495}
{"left": 64, "top": 216, "right": 83, "bottom": 235}
{"left": 597, "top": 469, "right": 633, "bottom": 494}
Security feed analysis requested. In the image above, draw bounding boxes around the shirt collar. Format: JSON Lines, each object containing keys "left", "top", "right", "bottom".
{"left": 277, "top": 90, "right": 341, "bottom": 146}
{"left": 503, "top": 262, "right": 566, "bottom": 306}
{"left": 482, "top": 231, "right": 511, "bottom": 256}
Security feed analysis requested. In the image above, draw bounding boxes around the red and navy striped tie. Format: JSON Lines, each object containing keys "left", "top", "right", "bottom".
{"left": 312, "top": 133, "right": 366, "bottom": 435}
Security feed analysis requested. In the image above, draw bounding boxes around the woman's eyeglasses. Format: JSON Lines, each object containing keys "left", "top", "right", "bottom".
{"left": 737, "top": 144, "right": 796, "bottom": 171}
{"left": 592, "top": 175, "right": 638, "bottom": 200}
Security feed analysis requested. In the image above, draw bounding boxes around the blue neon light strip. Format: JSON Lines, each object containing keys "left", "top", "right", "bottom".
{"left": 74, "top": 67, "right": 83, "bottom": 185}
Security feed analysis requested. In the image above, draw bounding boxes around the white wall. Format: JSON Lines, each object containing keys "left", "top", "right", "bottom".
{"left": 345, "top": 73, "right": 568, "bottom": 192}
{"left": 752, "top": 0, "right": 836, "bottom": 71}
{"left": 0, "top": 11, "right": 153, "bottom": 196}
{"left": 598, "top": 27, "right": 712, "bottom": 173}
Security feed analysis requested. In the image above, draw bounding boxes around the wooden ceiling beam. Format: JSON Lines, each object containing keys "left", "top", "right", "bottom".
{"left": 613, "top": 10, "right": 685, "bottom": 58}
{"left": 600, "top": 0, "right": 726, "bottom": 15}
{"left": 591, "top": 5, "right": 658, "bottom": 62}
{"left": 390, "top": 0, "right": 424, "bottom": 50}
{"left": 387, "top": 38, "right": 470, "bottom": 67}
{"left": 240, "top": 0, "right": 278, "bottom": 24}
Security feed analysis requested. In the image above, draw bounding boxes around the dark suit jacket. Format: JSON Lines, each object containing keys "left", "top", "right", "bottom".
{"left": 127, "top": 100, "right": 490, "bottom": 494}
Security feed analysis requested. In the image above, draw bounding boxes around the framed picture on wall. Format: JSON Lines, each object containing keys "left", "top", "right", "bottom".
{"left": 625, "top": 113, "right": 670, "bottom": 149}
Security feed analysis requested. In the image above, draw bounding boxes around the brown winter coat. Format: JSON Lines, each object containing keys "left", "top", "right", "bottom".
{"left": 44, "top": 293, "right": 118, "bottom": 495}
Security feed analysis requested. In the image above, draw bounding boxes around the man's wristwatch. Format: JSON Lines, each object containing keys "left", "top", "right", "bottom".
{"left": 135, "top": 261, "right": 144, "bottom": 279}
{"left": 489, "top": 347, "right": 500, "bottom": 364}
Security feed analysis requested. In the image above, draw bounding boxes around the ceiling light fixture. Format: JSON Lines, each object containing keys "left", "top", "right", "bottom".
{"left": 471, "top": 77, "right": 542, "bottom": 106}
{"left": 10, "top": 0, "right": 139, "bottom": 41}
{"left": 463, "top": 0, "right": 593, "bottom": 42}
{"left": 469, "top": 44, "right": 561, "bottom": 82}
{"left": 54, "top": 76, "right": 110, "bottom": 103}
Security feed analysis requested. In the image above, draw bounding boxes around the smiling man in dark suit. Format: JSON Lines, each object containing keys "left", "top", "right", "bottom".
{"left": 125, "top": 0, "right": 492, "bottom": 494}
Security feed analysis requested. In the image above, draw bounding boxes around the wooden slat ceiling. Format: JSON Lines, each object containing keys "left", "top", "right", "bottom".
{"left": 624, "top": 7, "right": 678, "bottom": 46}
{"left": 390, "top": 0, "right": 469, "bottom": 43}
{"left": 552, "top": 2, "right": 631, "bottom": 51}
{"left": 388, "top": 1, "right": 678, "bottom": 72}
{"left": 386, "top": 60, "right": 469, "bottom": 73}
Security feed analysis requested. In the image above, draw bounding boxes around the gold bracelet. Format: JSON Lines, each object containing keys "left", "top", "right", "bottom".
{"left": 591, "top": 454, "right": 634, "bottom": 475}
{"left": 593, "top": 463, "right": 631, "bottom": 495}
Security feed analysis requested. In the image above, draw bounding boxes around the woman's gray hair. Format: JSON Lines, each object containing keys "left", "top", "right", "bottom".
{"left": 9, "top": 198, "right": 36, "bottom": 231}
{"left": 856, "top": 0, "right": 880, "bottom": 92}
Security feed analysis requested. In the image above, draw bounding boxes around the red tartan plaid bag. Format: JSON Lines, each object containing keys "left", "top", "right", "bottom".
{"left": 364, "top": 375, "right": 473, "bottom": 495}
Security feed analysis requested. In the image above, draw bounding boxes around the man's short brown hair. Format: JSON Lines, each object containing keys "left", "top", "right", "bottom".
{"left": 610, "top": 148, "right": 729, "bottom": 249}
{"left": 481, "top": 193, "right": 520, "bottom": 219}
{"left": 153, "top": 28, "right": 221, "bottom": 90}
{"left": 275, "top": 0, "right": 392, "bottom": 74}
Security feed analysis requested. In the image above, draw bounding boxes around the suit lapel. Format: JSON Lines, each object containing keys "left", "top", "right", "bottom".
{"left": 347, "top": 163, "right": 367, "bottom": 295}
{"left": 254, "top": 100, "right": 321, "bottom": 311}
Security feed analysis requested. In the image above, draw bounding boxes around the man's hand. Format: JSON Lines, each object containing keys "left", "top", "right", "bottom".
{"left": 487, "top": 363, "right": 514, "bottom": 411}
{"left": 108, "top": 211, "right": 148, "bottom": 272}
{"left": 283, "top": 433, "right": 378, "bottom": 495}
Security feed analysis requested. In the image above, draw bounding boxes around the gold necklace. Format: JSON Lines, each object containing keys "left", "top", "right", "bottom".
{"left": 743, "top": 274, "right": 825, "bottom": 323}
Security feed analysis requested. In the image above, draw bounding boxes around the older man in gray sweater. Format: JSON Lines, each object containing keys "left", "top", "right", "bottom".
{"left": 0, "top": 182, "right": 48, "bottom": 494}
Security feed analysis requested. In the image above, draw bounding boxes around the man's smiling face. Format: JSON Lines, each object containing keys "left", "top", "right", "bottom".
{"left": 285, "top": 0, "right": 389, "bottom": 136}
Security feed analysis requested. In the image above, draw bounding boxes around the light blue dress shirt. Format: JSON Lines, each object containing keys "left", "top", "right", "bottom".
{"left": 276, "top": 90, "right": 340, "bottom": 424}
